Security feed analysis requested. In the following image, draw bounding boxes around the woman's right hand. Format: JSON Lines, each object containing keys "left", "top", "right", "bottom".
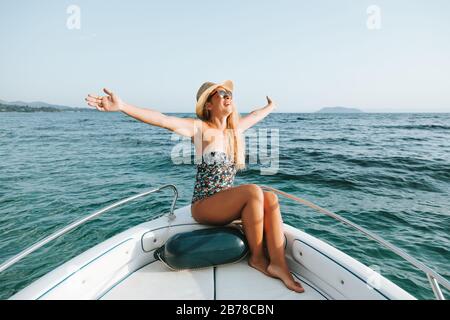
{"left": 85, "top": 88, "right": 124, "bottom": 112}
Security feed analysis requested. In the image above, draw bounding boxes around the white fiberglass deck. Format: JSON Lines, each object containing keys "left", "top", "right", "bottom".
{"left": 9, "top": 204, "right": 417, "bottom": 300}
{"left": 99, "top": 259, "right": 327, "bottom": 300}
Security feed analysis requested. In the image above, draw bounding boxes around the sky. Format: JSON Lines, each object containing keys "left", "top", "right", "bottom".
{"left": 1, "top": 0, "right": 449, "bottom": 113}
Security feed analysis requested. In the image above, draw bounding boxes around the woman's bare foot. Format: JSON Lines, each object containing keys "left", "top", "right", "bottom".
{"left": 248, "top": 255, "right": 271, "bottom": 277}
{"left": 267, "top": 263, "right": 305, "bottom": 293}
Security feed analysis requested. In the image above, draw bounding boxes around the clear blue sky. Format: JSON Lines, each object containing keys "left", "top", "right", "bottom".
{"left": 1, "top": 0, "right": 449, "bottom": 112}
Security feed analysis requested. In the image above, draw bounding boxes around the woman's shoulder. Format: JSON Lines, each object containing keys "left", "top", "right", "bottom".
{"left": 192, "top": 119, "right": 212, "bottom": 133}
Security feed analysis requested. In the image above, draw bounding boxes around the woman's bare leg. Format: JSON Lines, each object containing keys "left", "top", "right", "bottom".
{"left": 191, "top": 184, "right": 269, "bottom": 275}
{"left": 263, "top": 191, "right": 304, "bottom": 293}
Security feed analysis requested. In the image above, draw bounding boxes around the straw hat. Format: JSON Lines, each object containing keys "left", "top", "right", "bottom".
{"left": 195, "top": 80, "right": 234, "bottom": 120}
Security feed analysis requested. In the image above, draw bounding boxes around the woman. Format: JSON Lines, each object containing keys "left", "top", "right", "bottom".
{"left": 85, "top": 80, "right": 304, "bottom": 293}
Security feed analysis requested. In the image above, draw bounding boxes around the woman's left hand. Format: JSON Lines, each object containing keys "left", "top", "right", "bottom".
{"left": 266, "top": 96, "right": 275, "bottom": 108}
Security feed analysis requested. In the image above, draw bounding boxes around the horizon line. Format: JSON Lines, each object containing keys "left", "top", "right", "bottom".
{"left": 2, "top": 99, "right": 449, "bottom": 113}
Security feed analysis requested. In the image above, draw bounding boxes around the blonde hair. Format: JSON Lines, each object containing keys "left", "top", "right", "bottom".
{"left": 225, "top": 109, "right": 246, "bottom": 170}
{"left": 201, "top": 102, "right": 246, "bottom": 171}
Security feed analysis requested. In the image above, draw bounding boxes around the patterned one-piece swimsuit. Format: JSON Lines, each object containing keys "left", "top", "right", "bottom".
{"left": 191, "top": 151, "right": 237, "bottom": 204}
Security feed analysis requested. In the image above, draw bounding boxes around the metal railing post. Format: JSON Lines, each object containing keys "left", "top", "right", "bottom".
{"left": 428, "top": 274, "right": 445, "bottom": 300}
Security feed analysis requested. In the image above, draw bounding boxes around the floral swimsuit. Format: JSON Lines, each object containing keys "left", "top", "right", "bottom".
{"left": 191, "top": 151, "right": 237, "bottom": 204}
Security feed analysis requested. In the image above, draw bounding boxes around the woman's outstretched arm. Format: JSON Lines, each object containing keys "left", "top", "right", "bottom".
{"left": 85, "top": 88, "right": 197, "bottom": 137}
{"left": 238, "top": 96, "right": 276, "bottom": 132}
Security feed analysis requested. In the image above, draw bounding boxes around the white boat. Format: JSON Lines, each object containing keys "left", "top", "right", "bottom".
{"left": 1, "top": 184, "right": 448, "bottom": 300}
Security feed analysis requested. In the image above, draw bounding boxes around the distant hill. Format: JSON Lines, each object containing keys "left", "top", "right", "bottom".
{"left": 0, "top": 99, "right": 74, "bottom": 110}
{"left": 0, "top": 99, "right": 91, "bottom": 112}
{"left": 0, "top": 103, "right": 62, "bottom": 112}
{"left": 316, "top": 107, "right": 364, "bottom": 113}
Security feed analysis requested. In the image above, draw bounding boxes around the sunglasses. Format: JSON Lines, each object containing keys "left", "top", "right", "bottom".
{"left": 210, "top": 89, "right": 232, "bottom": 99}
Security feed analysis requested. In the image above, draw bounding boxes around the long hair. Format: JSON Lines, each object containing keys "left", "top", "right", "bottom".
{"left": 225, "top": 108, "right": 246, "bottom": 170}
{"left": 202, "top": 99, "right": 246, "bottom": 170}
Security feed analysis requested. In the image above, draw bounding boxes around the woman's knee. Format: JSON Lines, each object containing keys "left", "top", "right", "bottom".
{"left": 242, "top": 184, "right": 264, "bottom": 201}
{"left": 263, "top": 191, "right": 279, "bottom": 209}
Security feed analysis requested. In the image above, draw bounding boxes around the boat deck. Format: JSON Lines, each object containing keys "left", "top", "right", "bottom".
{"left": 100, "top": 258, "right": 328, "bottom": 300}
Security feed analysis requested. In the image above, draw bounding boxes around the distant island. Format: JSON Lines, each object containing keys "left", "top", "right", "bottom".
{"left": 316, "top": 107, "right": 364, "bottom": 113}
{"left": 0, "top": 99, "right": 91, "bottom": 112}
{"left": 0, "top": 103, "right": 62, "bottom": 112}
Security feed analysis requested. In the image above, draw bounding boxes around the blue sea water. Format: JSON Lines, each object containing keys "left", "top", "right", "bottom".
{"left": 0, "top": 111, "right": 449, "bottom": 299}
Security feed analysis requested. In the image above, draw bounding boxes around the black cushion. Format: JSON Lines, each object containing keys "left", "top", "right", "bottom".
{"left": 154, "top": 226, "right": 249, "bottom": 270}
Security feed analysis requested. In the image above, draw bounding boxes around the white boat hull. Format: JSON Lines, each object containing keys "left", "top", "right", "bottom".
{"left": 10, "top": 205, "right": 415, "bottom": 300}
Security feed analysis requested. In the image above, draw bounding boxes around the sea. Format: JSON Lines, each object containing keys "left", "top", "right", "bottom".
{"left": 0, "top": 110, "right": 449, "bottom": 299}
